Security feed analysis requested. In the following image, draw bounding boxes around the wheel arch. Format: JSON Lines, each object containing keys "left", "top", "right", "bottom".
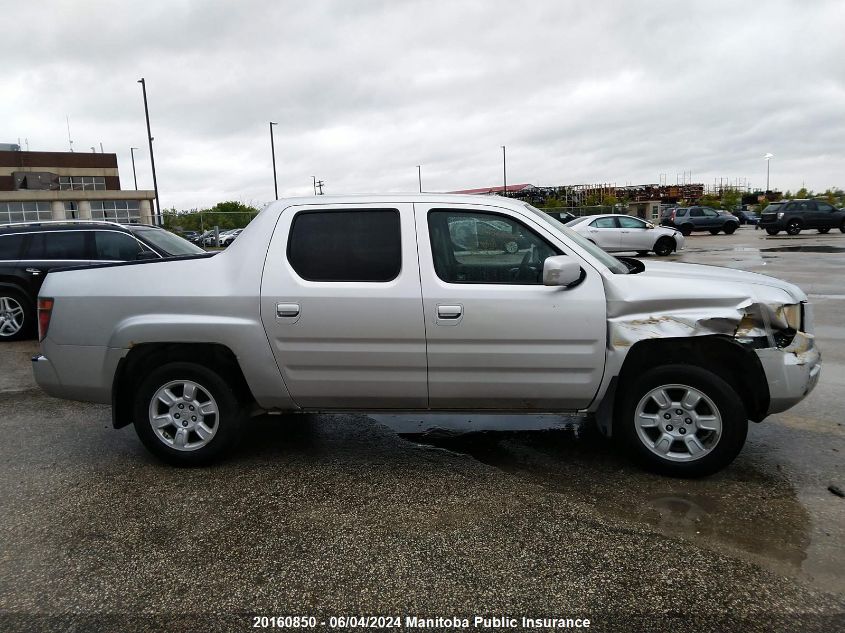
{"left": 112, "top": 342, "right": 256, "bottom": 429}
{"left": 614, "top": 336, "right": 769, "bottom": 424}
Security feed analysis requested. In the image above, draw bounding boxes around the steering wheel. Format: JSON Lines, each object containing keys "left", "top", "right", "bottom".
{"left": 509, "top": 247, "right": 537, "bottom": 281}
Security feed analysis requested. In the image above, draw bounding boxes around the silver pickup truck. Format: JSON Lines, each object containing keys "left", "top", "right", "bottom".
{"left": 32, "top": 195, "right": 820, "bottom": 476}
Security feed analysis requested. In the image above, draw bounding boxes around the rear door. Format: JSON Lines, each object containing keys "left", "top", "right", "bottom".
{"left": 584, "top": 216, "right": 620, "bottom": 250}
{"left": 814, "top": 202, "right": 838, "bottom": 228}
{"left": 260, "top": 203, "right": 428, "bottom": 408}
{"left": 20, "top": 230, "right": 93, "bottom": 298}
{"left": 415, "top": 202, "right": 607, "bottom": 410}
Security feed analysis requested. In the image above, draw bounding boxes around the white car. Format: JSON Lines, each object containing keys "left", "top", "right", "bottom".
{"left": 566, "top": 214, "right": 684, "bottom": 257}
{"left": 219, "top": 229, "right": 243, "bottom": 247}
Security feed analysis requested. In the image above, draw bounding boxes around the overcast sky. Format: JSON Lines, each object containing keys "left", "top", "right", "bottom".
{"left": 2, "top": 0, "right": 843, "bottom": 209}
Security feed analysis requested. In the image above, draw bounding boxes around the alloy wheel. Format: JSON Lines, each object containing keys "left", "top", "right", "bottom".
{"left": 0, "top": 296, "right": 25, "bottom": 337}
{"left": 148, "top": 380, "right": 220, "bottom": 451}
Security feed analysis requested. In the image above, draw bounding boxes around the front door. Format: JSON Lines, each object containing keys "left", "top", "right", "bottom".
{"left": 260, "top": 203, "right": 428, "bottom": 409}
{"left": 617, "top": 215, "right": 654, "bottom": 251}
{"left": 584, "top": 216, "right": 620, "bottom": 250}
{"left": 415, "top": 202, "right": 607, "bottom": 410}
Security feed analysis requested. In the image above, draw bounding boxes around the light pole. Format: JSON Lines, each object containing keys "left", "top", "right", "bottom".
{"left": 270, "top": 122, "right": 279, "bottom": 200}
{"left": 501, "top": 145, "right": 507, "bottom": 196}
{"left": 130, "top": 147, "right": 139, "bottom": 190}
{"left": 312, "top": 176, "right": 317, "bottom": 196}
{"left": 417, "top": 165, "right": 422, "bottom": 193}
{"left": 764, "top": 153, "right": 773, "bottom": 192}
{"left": 137, "top": 78, "right": 161, "bottom": 226}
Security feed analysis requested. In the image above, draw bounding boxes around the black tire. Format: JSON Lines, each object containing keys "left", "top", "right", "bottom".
{"left": 132, "top": 361, "right": 245, "bottom": 466}
{"left": 653, "top": 237, "right": 674, "bottom": 257}
{"left": 0, "top": 287, "right": 35, "bottom": 342}
{"left": 786, "top": 219, "right": 802, "bottom": 235}
{"left": 636, "top": 251, "right": 649, "bottom": 257}
{"left": 708, "top": 229, "right": 720, "bottom": 235}
{"left": 614, "top": 364, "right": 748, "bottom": 477}
{"left": 680, "top": 225, "right": 693, "bottom": 236}
{"left": 766, "top": 228, "right": 779, "bottom": 235}
{"left": 723, "top": 223, "right": 737, "bottom": 235}
{"left": 818, "top": 227, "right": 831, "bottom": 234}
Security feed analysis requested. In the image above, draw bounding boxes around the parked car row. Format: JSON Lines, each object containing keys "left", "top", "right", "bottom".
{"left": 0, "top": 220, "right": 206, "bottom": 341}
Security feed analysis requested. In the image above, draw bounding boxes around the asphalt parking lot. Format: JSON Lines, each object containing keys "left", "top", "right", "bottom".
{"left": 1, "top": 227, "right": 843, "bottom": 632}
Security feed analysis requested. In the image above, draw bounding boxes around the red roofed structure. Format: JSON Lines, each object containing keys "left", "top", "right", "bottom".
{"left": 448, "top": 183, "right": 534, "bottom": 195}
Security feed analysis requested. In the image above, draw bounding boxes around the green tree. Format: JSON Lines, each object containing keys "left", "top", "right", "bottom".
{"left": 795, "top": 187, "right": 809, "bottom": 199}
{"left": 721, "top": 189, "right": 742, "bottom": 211}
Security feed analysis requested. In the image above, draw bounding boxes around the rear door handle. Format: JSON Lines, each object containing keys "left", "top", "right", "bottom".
{"left": 276, "top": 302, "right": 300, "bottom": 318}
{"left": 437, "top": 305, "right": 463, "bottom": 319}
{"left": 25, "top": 268, "right": 42, "bottom": 276}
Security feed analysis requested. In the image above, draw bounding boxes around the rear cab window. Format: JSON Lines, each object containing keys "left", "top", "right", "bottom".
{"left": 287, "top": 209, "right": 401, "bottom": 282}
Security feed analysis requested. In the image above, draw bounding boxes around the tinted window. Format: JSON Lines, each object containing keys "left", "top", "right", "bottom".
{"left": 94, "top": 231, "right": 144, "bottom": 260}
{"left": 0, "top": 234, "right": 25, "bottom": 260}
{"left": 703, "top": 209, "right": 719, "bottom": 217}
{"left": 817, "top": 202, "right": 835, "bottom": 212}
{"left": 590, "top": 217, "right": 617, "bottom": 228}
{"left": 25, "top": 231, "right": 89, "bottom": 260}
{"left": 288, "top": 209, "right": 401, "bottom": 282}
{"left": 689, "top": 209, "right": 703, "bottom": 217}
{"left": 134, "top": 229, "right": 203, "bottom": 256}
{"left": 428, "top": 210, "right": 559, "bottom": 284}
{"left": 618, "top": 216, "right": 647, "bottom": 228}
{"left": 675, "top": 209, "right": 687, "bottom": 216}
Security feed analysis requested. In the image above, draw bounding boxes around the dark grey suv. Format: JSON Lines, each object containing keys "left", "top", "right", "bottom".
{"left": 0, "top": 220, "right": 205, "bottom": 341}
{"left": 759, "top": 200, "right": 845, "bottom": 235}
{"left": 661, "top": 207, "right": 740, "bottom": 236}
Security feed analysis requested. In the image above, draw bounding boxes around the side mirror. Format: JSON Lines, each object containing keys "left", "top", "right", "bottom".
{"left": 543, "top": 256, "right": 582, "bottom": 287}
{"left": 645, "top": 222, "right": 655, "bottom": 229}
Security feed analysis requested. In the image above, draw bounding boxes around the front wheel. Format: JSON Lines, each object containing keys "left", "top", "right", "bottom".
{"left": 786, "top": 220, "right": 802, "bottom": 235}
{"left": 766, "top": 228, "right": 779, "bottom": 235}
{"left": 133, "top": 362, "right": 245, "bottom": 465}
{"left": 653, "top": 237, "right": 675, "bottom": 257}
{"left": 614, "top": 365, "right": 748, "bottom": 477}
{"left": 723, "top": 223, "right": 737, "bottom": 235}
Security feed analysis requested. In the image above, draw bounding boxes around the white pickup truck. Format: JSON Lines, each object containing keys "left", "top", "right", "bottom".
{"left": 32, "top": 195, "right": 820, "bottom": 476}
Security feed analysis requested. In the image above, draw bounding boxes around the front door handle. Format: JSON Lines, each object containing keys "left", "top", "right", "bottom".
{"left": 276, "top": 303, "right": 300, "bottom": 318}
{"left": 437, "top": 305, "right": 463, "bottom": 319}
{"left": 25, "top": 268, "right": 42, "bottom": 276}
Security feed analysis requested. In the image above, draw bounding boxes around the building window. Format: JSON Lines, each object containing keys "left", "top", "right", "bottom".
{"left": 58, "top": 176, "right": 106, "bottom": 191}
{"left": 89, "top": 200, "right": 141, "bottom": 223}
{"left": 0, "top": 201, "right": 53, "bottom": 224}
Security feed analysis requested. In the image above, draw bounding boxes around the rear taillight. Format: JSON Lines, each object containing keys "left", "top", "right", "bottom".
{"left": 38, "top": 298, "right": 53, "bottom": 341}
{"left": 670, "top": 210, "right": 676, "bottom": 220}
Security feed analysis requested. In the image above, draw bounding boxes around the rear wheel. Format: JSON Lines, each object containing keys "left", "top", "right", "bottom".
{"left": 818, "top": 227, "right": 831, "bottom": 234}
{"left": 680, "top": 225, "right": 693, "bottom": 236}
{"left": 0, "top": 288, "right": 34, "bottom": 342}
{"left": 766, "top": 228, "right": 779, "bottom": 235}
{"left": 786, "top": 220, "right": 802, "bottom": 235}
{"left": 133, "top": 362, "right": 245, "bottom": 466}
{"left": 723, "top": 223, "right": 737, "bottom": 235}
{"left": 614, "top": 365, "right": 748, "bottom": 477}
{"left": 653, "top": 237, "right": 675, "bottom": 257}
{"left": 636, "top": 251, "right": 649, "bottom": 257}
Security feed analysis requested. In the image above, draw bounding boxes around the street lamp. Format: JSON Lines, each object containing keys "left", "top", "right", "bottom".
{"left": 130, "top": 147, "right": 139, "bottom": 190}
{"left": 137, "top": 78, "right": 161, "bottom": 225}
{"left": 501, "top": 145, "right": 507, "bottom": 196}
{"left": 417, "top": 165, "right": 422, "bottom": 193}
{"left": 312, "top": 176, "right": 317, "bottom": 196}
{"left": 764, "top": 153, "right": 774, "bottom": 192}
{"left": 270, "top": 122, "right": 279, "bottom": 200}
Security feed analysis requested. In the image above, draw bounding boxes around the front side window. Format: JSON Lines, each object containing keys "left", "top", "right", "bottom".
{"left": 25, "top": 231, "right": 89, "bottom": 260}
{"left": 703, "top": 209, "right": 719, "bottom": 217}
{"left": 94, "top": 231, "right": 145, "bottom": 260}
{"left": 428, "top": 210, "right": 559, "bottom": 284}
{"left": 817, "top": 202, "right": 835, "bottom": 213}
{"left": 287, "top": 209, "right": 401, "bottom": 282}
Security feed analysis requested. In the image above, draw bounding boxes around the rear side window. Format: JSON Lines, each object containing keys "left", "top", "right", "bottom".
{"left": 0, "top": 234, "right": 25, "bottom": 260}
{"left": 675, "top": 209, "right": 687, "bottom": 216}
{"left": 590, "top": 217, "right": 617, "bottom": 228}
{"left": 94, "top": 231, "right": 144, "bottom": 260}
{"left": 25, "top": 231, "right": 89, "bottom": 260}
{"left": 287, "top": 209, "right": 401, "bottom": 282}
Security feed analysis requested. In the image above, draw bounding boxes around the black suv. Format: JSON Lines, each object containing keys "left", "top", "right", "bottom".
{"left": 661, "top": 206, "right": 739, "bottom": 236}
{"left": 0, "top": 221, "right": 205, "bottom": 341}
{"left": 759, "top": 199, "right": 845, "bottom": 236}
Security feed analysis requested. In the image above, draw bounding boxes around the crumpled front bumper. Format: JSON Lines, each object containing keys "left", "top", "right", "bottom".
{"left": 755, "top": 332, "right": 821, "bottom": 416}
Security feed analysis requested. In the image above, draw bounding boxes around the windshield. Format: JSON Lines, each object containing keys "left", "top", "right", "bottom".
{"left": 135, "top": 228, "right": 206, "bottom": 256}
{"left": 522, "top": 203, "right": 629, "bottom": 274}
